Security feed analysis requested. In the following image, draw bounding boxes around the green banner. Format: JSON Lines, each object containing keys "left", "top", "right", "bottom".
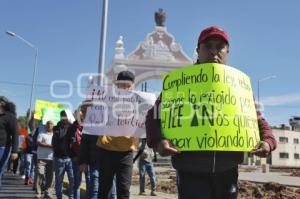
{"left": 161, "top": 63, "right": 260, "bottom": 152}
{"left": 34, "top": 99, "right": 65, "bottom": 123}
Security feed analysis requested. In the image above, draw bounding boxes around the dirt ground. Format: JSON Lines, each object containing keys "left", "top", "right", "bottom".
{"left": 239, "top": 181, "right": 300, "bottom": 199}
{"left": 132, "top": 169, "right": 300, "bottom": 198}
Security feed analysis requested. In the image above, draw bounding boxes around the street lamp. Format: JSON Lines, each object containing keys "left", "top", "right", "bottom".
{"left": 6, "top": 30, "right": 38, "bottom": 123}
{"left": 98, "top": 0, "right": 109, "bottom": 85}
{"left": 257, "top": 75, "right": 276, "bottom": 104}
{"left": 256, "top": 75, "right": 276, "bottom": 169}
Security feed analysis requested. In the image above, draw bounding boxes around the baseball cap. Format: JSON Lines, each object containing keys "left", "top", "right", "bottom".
{"left": 198, "top": 26, "right": 229, "bottom": 45}
{"left": 116, "top": 71, "right": 135, "bottom": 83}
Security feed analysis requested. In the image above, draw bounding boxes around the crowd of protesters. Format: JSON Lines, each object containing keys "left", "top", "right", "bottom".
{"left": 0, "top": 71, "right": 158, "bottom": 199}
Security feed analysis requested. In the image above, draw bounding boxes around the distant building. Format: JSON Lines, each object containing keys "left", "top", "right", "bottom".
{"left": 271, "top": 117, "right": 300, "bottom": 167}
{"left": 289, "top": 116, "right": 300, "bottom": 131}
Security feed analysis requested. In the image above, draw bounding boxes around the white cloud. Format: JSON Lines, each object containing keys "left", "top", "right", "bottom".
{"left": 0, "top": 89, "right": 16, "bottom": 97}
{"left": 261, "top": 93, "right": 300, "bottom": 106}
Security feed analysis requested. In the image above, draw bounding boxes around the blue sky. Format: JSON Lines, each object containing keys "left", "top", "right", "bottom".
{"left": 1, "top": 0, "right": 300, "bottom": 126}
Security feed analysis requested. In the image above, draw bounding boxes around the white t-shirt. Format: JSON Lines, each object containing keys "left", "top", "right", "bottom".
{"left": 37, "top": 132, "right": 53, "bottom": 160}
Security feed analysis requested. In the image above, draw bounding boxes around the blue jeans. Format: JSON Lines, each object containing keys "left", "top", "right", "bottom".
{"left": 25, "top": 153, "right": 35, "bottom": 179}
{"left": 72, "top": 160, "right": 93, "bottom": 199}
{"left": 32, "top": 153, "right": 37, "bottom": 177}
{"left": 18, "top": 151, "right": 26, "bottom": 175}
{"left": 0, "top": 147, "right": 11, "bottom": 188}
{"left": 54, "top": 157, "right": 74, "bottom": 199}
{"left": 72, "top": 160, "right": 81, "bottom": 199}
{"left": 138, "top": 159, "right": 156, "bottom": 192}
{"left": 32, "top": 153, "right": 38, "bottom": 189}
{"left": 86, "top": 165, "right": 99, "bottom": 199}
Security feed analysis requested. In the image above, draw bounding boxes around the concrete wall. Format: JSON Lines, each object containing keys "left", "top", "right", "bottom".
{"left": 271, "top": 129, "right": 300, "bottom": 167}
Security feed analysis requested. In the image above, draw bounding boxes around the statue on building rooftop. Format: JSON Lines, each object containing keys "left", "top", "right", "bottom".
{"left": 155, "top": 8, "right": 166, "bottom": 27}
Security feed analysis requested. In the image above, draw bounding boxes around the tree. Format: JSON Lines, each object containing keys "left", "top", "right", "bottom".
{"left": 18, "top": 116, "right": 27, "bottom": 128}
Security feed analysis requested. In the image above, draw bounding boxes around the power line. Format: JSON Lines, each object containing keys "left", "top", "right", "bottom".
{"left": 0, "top": 80, "right": 48, "bottom": 87}
{"left": 0, "top": 80, "right": 86, "bottom": 88}
{"left": 263, "top": 105, "right": 300, "bottom": 109}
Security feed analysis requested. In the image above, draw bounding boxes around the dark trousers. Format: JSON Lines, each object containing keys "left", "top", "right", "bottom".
{"left": 97, "top": 148, "right": 133, "bottom": 199}
{"left": 177, "top": 167, "right": 238, "bottom": 199}
{"left": 13, "top": 151, "right": 25, "bottom": 175}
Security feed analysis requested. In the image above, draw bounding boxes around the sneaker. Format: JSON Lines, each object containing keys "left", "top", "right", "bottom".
{"left": 151, "top": 191, "right": 157, "bottom": 196}
{"left": 35, "top": 194, "right": 42, "bottom": 198}
{"left": 21, "top": 175, "right": 26, "bottom": 179}
{"left": 139, "top": 191, "right": 147, "bottom": 196}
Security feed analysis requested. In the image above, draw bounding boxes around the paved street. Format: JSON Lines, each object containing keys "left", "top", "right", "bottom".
{"left": 2, "top": 170, "right": 298, "bottom": 198}
{"left": 0, "top": 172, "right": 35, "bottom": 199}
{"left": 130, "top": 185, "right": 175, "bottom": 199}
{"left": 0, "top": 172, "right": 175, "bottom": 199}
{"left": 239, "top": 172, "right": 300, "bottom": 187}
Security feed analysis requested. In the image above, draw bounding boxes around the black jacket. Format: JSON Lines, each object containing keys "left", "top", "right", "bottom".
{"left": 0, "top": 112, "right": 18, "bottom": 153}
{"left": 65, "top": 120, "right": 82, "bottom": 159}
{"left": 52, "top": 121, "right": 70, "bottom": 159}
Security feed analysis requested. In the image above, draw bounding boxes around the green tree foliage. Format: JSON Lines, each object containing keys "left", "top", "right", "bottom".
{"left": 18, "top": 116, "right": 27, "bottom": 128}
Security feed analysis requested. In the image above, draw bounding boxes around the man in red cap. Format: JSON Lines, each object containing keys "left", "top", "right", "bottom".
{"left": 196, "top": 26, "right": 229, "bottom": 64}
{"left": 145, "top": 26, "right": 277, "bottom": 199}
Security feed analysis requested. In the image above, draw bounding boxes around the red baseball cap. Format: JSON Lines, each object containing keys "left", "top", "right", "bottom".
{"left": 198, "top": 26, "right": 229, "bottom": 45}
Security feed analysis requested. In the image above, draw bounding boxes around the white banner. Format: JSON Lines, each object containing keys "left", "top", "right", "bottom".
{"left": 82, "top": 85, "right": 156, "bottom": 137}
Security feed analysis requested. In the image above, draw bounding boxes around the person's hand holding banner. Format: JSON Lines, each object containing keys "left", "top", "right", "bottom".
{"left": 251, "top": 141, "right": 271, "bottom": 157}
{"left": 156, "top": 139, "right": 180, "bottom": 157}
{"left": 79, "top": 100, "right": 92, "bottom": 122}
{"left": 11, "top": 153, "right": 18, "bottom": 161}
{"left": 82, "top": 85, "right": 156, "bottom": 138}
